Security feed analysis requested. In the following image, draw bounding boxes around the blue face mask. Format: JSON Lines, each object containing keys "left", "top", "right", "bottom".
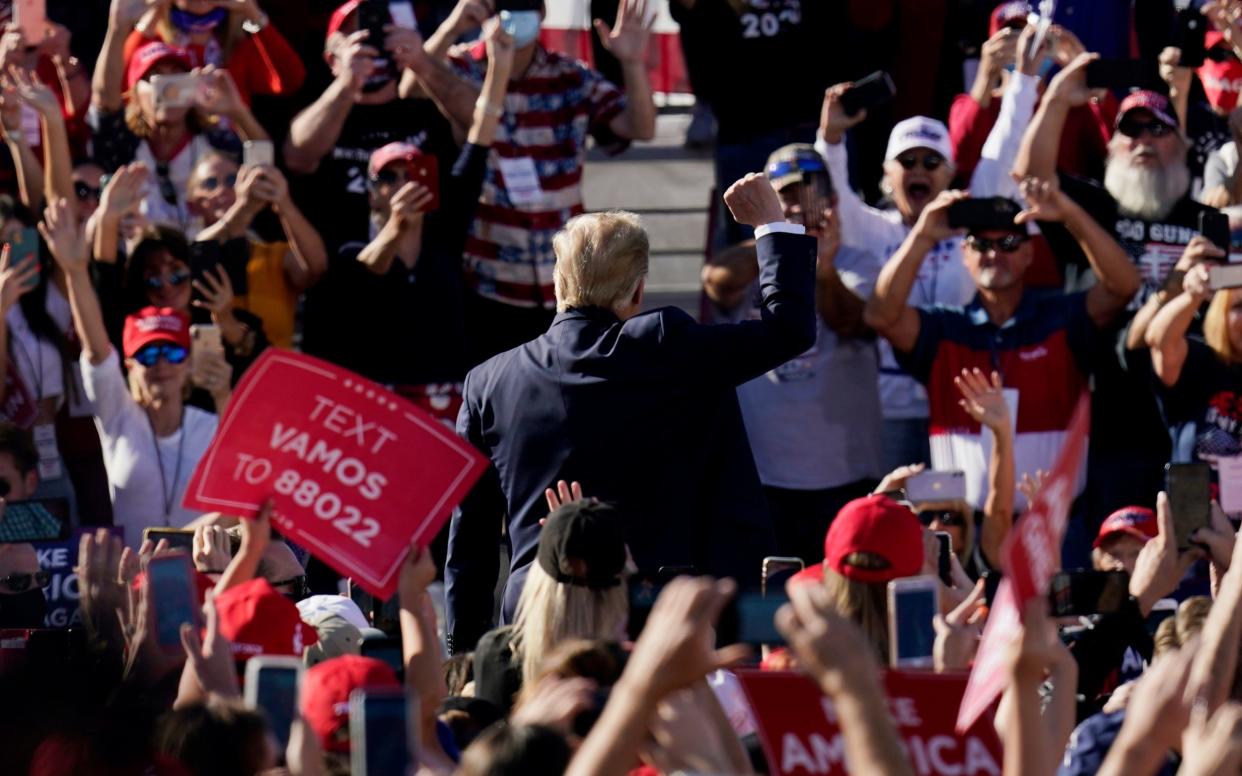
{"left": 500, "top": 10, "right": 541, "bottom": 49}
{"left": 1005, "top": 57, "right": 1056, "bottom": 79}
{"left": 170, "top": 6, "right": 228, "bottom": 34}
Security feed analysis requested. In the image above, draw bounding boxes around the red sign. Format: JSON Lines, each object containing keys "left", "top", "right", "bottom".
{"left": 955, "top": 393, "right": 1090, "bottom": 733}
{"left": 183, "top": 350, "right": 487, "bottom": 599}
{"left": 738, "top": 669, "right": 1003, "bottom": 776}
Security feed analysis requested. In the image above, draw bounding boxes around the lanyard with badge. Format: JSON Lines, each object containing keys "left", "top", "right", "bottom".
{"left": 147, "top": 410, "right": 187, "bottom": 525}
{"left": 12, "top": 335, "right": 64, "bottom": 480}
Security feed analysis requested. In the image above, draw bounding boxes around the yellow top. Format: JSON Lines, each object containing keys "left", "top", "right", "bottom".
{"left": 235, "top": 240, "right": 298, "bottom": 349}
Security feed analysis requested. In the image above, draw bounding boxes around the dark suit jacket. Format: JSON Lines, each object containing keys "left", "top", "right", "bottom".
{"left": 445, "top": 229, "right": 817, "bottom": 652}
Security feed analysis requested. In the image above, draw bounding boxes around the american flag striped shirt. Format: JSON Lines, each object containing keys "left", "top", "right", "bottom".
{"left": 449, "top": 44, "right": 629, "bottom": 308}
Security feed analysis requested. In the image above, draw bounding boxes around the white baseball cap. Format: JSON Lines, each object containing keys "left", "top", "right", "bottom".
{"left": 885, "top": 117, "right": 955, "bottom": 164}
{"left": 297, "top": 595, "right": 372, "bottom": 633}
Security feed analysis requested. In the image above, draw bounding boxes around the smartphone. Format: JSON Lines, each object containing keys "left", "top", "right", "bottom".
{"left": 762, "top": 556, "right": 805, "bottom": 596}
{"left": 0, "top": 497, "right": 69, "bottom": 543}
{"left": 1085, "top": 58, "right": 1156, "bottom": 91}
{"left": 1200, "top": 209, "right": 1230, "bottom": 254}
{"left": 716, "top": 592, "right": 788, "bottom": 646}
{"left": 1166, "top": 462, "right": 1211, "bottom": 550}
{"left": 982, "top": 570, "right": 1002, "bottom": 607}
{"left": 358, "top": 0, "right": 392, "bottom": 51}
{"left": 145, "top": 553, "right": 200, "bottom": 654}
{"left": 906, "top": 470, "right": 967, "bottom": 503}
{"left": 935, "top": 531, "right": 953, "bottom": 586}
{"left": 388, "top": 0, "right": 417, "bottom": 30}
{"left": 189, "top": 323, "right": 224, "bottom": 381}
{"left": 1209, "top": 263, "right": 1242, "bottom": 291}
{"left": 1177, "top": 7, "right": 1207, "bottom": 68}
{"left": 150, "top": 73, "right": 203, "bottom": 109}
{"left": 1048, "top": 570, "right": 1129, "bottom": 617}
{"left": 141, "top": 527, "right": 196, "bottom": 553}
{"left": 242, "top": 140, "right": 274, "bottom": 168}
{"left": 887, "top": 576, "right": 938, "bottom": 669}
{"left": 189, "top": 239, "right": 249, "bottom": 297}
{"left": 409, "top": 154, "right": 440, "bottom": 212}
{"left": 349, "top": 687, "right": 414, "bottom": 776}
{"left": 839, "top": 71, "right": 896, "bottom": 117}
{"left": 244, "top": 657, "right": 303, "bottom": 754}
{"left": 360, "top": 635, "right": 405, "bottom": 681}
{"left": 947, "top": 198, "right": 1018, "bottom": 232}
{"left": 12, "top": 0, "right": 46, "bottom": 46}
{"left": 7, "top": 226, "right": 40, "bottom": 291}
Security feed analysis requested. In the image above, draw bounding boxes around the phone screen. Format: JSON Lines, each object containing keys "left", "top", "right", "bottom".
{"left": 8, "top": 226, "right": 40, "bottom": 289}
{"left": 935, "top": 532, "right": 953, "bottom": 586}
{"left": 893, "top": 587, "right": 937, "bottom": 663}
{"left": 358, "top": 694, "right": 410, "bottom": 775}
{"left": 719, "top": 593, "right": 787, "bottom": 646}
{"left": 146, "top": 554, "right": 198, "bottom": 650}
{"left": 762, "top": 557, "right": 804, "bottom": 596}
{"left": 255, "top": 667, "right": 300, "bottom": 753}
{"left": 141, "top": 528, "right": 196, "bottom": 553}
{"left": 360, "top": 638, "right": 405, "bottom": 680}
{"left": 906, "top": 471, "right": 967, "bottom": 503}
{"left": 1166, "top": 462, "right": 1211, "bottom": 549}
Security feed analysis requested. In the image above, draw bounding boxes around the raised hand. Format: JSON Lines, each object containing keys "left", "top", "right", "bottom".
{"left": 777, "top": 580, "right": 883, "bottom": 696}
{"left": 76, "top": 528, "right": 129, "bottom": 641}
{"left": 955, "top": 368, "right": 1009, "bottom": 432}
{"left": 385, "top": 181, "right": 433, "bottom": 230}
{"left": 1018, "top": 469, "right": 1048, "bottom": 504}
{"left": 819, "top": 82, "right": 868, "bottom": 144}
{"left": 1045, "top": 51, "right": 1103, "bottom": 107}
{"left": 979, "top": 27, "right": 1020, "bottom": 80}
{"left": 191, "top": 347, "right": 233, "bottom": 402}
{"left": 398, "top": 542, "right": 437, "bottom": 604}
{"left": 192, "top": 525, "right": 232, "bottom": 573}
{"left": 177, "top": 590, "right": 240, "bottom": 703}
{"left": 873, "top": 462, "right": 926, "bottom": 495}
{"left": 334, "top": 30, "right": 378, "bottom": 96}
{"left": 190, "top": 264, "right": 236, "bottom": 320}
{"left": 594, "top": 0, "right": 653, "bottom": 65}
{"left": 446, "top": 0, "right": 492, "bottom": 37}
{"left": 1014, "top": 175, "right": 1073, "bottom": 224}
{"left": 1181, "top": 702, "right": 1242, "bottom": 776}
{"left": 912, "top": 189, "right": 970, "bottom": 243}
{"left": 99, "top": 162, "right": 150, "bottom": 220}
{"left": 545, "top": 480, "right": 585, "bottom": 512}
{"left": 0, "top": 245, "right": 38, "bottom": 314}
{"left": 1130, "top": 491, "right": 1205, "bottom": 615}
{"left": 195, "top": 66, "right": 245, "bottom": 119}
{"left": 724, "top": 172, "right": 785, "bottom": 228}
{"left": 8, "top": 65, "right": 60, "bottom": 118}
{"left": 934, "top": 580, "right": 985, "bottom": 672}
{"left": 37, "top": 198, "right": 89, "bottom": 275}
{"left": 385, "top": 23, "right": 427, "bottom": 72}
{"left": 483, "top": 16, "right": 516, "bottom": 76}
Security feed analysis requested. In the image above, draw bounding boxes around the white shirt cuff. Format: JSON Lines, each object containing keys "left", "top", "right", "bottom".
{"left": 754, "top": 222, "right": 806, "bottom": 238}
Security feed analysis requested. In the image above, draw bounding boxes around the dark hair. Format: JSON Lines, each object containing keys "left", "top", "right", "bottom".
{"left": 443, "top": 652, "right": 474, "bottom": 696}
{"left": 123, "top": 225, "right": 192, "bottom": 315}
{"left": 155, "top": 699, "right": 272, "bottom": 776}
{"left": 0, "top": 423, "right": 38, "bottom": 476}
{"left": 456, "top": 723, "right": 571, "bottom": 776}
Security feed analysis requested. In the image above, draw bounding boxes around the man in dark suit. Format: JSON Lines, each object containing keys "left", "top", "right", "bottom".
{"left": 444, "top": 173, "right": 818, "bottom": 653}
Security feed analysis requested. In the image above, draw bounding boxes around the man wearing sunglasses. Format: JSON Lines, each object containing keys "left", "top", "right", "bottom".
{"left": 0, "top": 424, "right": 49, "bottom": 627}
{"left": 865, "top": 182, "right": 1139, "bottom": 561}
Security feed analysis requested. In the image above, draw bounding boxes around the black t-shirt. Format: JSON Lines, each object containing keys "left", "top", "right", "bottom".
{"left": 1158, "top": 336, "right": 1242, "bottom": 465}
{"left": 1187, "top": 99, "right": 1231, "bottom": 198}
{"left": 668, "top": 0, "right": 844, "bottom": 143}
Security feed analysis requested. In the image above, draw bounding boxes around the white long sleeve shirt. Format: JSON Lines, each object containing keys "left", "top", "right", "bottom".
{"left": 815, "top": 134, "right": 975, "bottom": 420}
{"left": 971, "top": 72, "right": 1041, "bottom": 199}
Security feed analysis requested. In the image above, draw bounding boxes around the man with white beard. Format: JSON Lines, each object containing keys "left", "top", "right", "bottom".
{"left": 1015, "top": 53, "right": 1225, "bottom": 555}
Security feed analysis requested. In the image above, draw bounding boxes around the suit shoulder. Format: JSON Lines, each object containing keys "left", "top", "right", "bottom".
{"left": 620, "top": 305, "right": 696, "bottom": 340}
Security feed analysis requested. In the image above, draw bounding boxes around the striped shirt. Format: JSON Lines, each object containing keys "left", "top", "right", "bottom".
{"left": 450, "top": 44, "right": 628, "bottom": 308}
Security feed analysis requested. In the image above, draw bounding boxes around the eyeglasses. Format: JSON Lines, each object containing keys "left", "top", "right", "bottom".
{"left": 965, "top": 233, "right": 1028, "bottom": 253}
{"left": 198, "top": 174, "right": 237, "bottom": 192}
{"left": 0, "top": 571, "right": 49, "bottom": 593}
{"left": 133, "top": 343, "right": 188, "bottom": 367}
{"left": 144, "top": 270, "right": 190, "bottom": 291}
{"left": 74, "top": 182, "right": 101, "bottom": 200}
{"left": 272, "top": 574, "right": 309, "bottom": 600}
{"left": 895, "top": 153, "right": 945, "bottom": 172}
{"left": 919, "top": 510, "right": 966, "bottom": 527}
{"left": 1117, "top": 117, "right": 1174, "bottom": 140}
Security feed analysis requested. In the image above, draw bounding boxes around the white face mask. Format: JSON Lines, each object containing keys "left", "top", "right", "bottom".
{"left": 500, "top": 10, "right": 541, "bottom": 48}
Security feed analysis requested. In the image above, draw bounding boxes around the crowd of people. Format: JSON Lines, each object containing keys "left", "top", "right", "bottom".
{"left": 6, "top": 0, "right": 1242, "bottom": 774}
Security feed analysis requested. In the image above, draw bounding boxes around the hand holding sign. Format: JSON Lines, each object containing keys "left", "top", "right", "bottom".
{"left": 183, "top": 351, "right": 487, "bottom": 598}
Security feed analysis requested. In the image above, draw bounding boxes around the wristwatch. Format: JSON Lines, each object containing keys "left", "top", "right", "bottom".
{"left": 242, "top": 12, "right": 269, "bottom": 34}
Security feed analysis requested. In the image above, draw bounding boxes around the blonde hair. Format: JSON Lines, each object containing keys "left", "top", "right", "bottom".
{"left": 1204, "top": 288, "right": 1242, "bottom": 363}
{"left": 509, "top": 563, "right": 628, "bottom": 687}
{"left": 552, "top": 211, "right": 649, "bottom": 313}
{"left": 916, "top": 499, "right": 975, "bottom": 565}
{"left": 822, "top": 565, "right": 889, "bottom": 663}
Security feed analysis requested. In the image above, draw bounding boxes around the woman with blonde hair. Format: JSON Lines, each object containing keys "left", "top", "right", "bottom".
{"left": 473, "top": 500, "right": 630, "bottom": 714}
{"left": 1147, "top": 262, "right": 1242, "bottom": 478}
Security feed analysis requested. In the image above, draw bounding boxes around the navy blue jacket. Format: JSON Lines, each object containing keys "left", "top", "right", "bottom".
{"left": 444, "top": 229, "right": 817, "bottom": 652}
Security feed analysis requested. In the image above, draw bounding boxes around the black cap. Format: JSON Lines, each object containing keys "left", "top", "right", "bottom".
{"left": 963, "top": 197, "right": 1024, "bottom": 235}
{"left": 537, "top": 501, "right": 627, "bottom": 589}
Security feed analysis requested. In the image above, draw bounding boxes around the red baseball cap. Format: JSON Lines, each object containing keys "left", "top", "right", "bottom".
{"left": 1116, "top": 90, "right": 1180, "bottom": 132}
{"left": 823, "top": 495, "right": 923, "bottom": 584}
{"left": 1093, "top": 506, "right": 1158, "bottom": 550}
{"left": 126, "top": 41, "right": 191, "bottom": 93}
{"left": 300, "top": 655, "right": 400, "bottom": 753}
{"left": 368, "top": 141, "right": 424, "bottom": 177}
{"left": 989, "top": 1, "right": 1030, "bottom": 36}
{"left": 327, "top": 0, "right": 362, "bottom": 41}
{"left": 122, "top": 306, "right": 191, "bottom": 358}
{"left": 214, "top": 578, "right": 319, "bottom": 662}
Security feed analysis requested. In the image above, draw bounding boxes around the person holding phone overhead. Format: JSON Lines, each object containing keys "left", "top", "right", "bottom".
{"left": 40, "top": 198, "right": 222, "bottom": 546}
{"left": 1148, "top": 258, "right": 1242, "bottom": 497}
{"left": 123, "top": 0, "right": 305, "bottom": 105}
{"left": 90, "top": 4, "right": 271, "bottom": 238}
{"left": 865, "top": 181, "right": 1139, "bottom": 565}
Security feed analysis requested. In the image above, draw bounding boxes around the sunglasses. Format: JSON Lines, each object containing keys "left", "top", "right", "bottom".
{"left": 272, "top": 574, "right": 309, "bottom": 600}
{"left": 965, "top": 233, "right": 1028, "bottom": 253}
{"left": 1207, "top": 47, "right": 1239, "bottom": 63}
{"left": 1117, "top": 117, "right": 1174, "bottom": 140}
{"left": 74, "top": 182, "right": 101, "bottom": 200}
{"left": 198, "top": 174, "right": 237, "bottom": 192}
{"left": 919, "top": 510, "right": 966, "bottom": 528}
{"left": 133, "top": 343, "right": 188, "bottom": 367}
{"left": 0, "top": 570, "right": 49, "bottom": 593}
{"left": 144, "top": 270, "right": 190, "bottom": 291}
{"left": 896, "top": 153, "right": 945, "bottom": 172}
{"left": 369, "top": 168, "right": 406, "bottom": 188}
